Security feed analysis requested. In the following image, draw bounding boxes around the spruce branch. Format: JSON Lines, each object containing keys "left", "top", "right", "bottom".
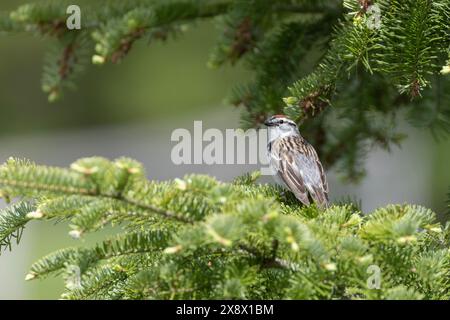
{"left": 42, "top": 32, "right": 93, "bottom": 102}
{"left": 0, "top": 157, "right": 449, "bottom": 299}
{"left": 92, "top": 0, "right": 232, "bottom": 64}
{"left": 0, "top": 201, "right": 35, "bottom": 253}
{"left": 375, "top": 0, "right": 440, "bottom": 97}
{"left": 0, "top": 157, "right": 194, "bottom": 225}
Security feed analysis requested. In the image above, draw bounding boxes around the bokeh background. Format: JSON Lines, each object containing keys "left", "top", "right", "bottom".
{"left": 1, "top": 0, "right": 449, "bottom": 299}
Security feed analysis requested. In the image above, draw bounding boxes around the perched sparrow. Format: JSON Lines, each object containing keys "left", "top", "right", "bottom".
{"left": 264, "top": 115, "right": 329, "bottom": 208}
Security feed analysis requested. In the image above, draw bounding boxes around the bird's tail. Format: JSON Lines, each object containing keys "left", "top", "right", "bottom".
{"left": 311, "top": 186, "right": 329, "bottom": 209}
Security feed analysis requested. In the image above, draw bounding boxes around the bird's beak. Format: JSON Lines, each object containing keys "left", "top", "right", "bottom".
{"left": 264, "top": 119, "right": 273, "bottom": 127}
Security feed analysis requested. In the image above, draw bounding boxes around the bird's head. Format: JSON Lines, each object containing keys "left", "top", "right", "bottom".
{"left": 264, "top": 115, "right": 297, "bottom": 128}
{"left": 264, "top": 115, "right": 299, "bottom": 139}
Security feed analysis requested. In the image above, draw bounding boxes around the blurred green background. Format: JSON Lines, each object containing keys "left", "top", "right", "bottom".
{"left": 1, "top": 0, "right": 449, "bottom": 299}
{"left": 0, "top": 1, "right": 251, "bottom": 135}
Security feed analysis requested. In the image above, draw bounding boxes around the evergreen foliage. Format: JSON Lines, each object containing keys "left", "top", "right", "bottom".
{"left": 0, "top": 157, "right": 449, "bottom": 299}
{"left": 1, "top": 1, "right": 449, "bottom": 300}
{"left": 1, "top": 0, "right": 450, "bottom": 179}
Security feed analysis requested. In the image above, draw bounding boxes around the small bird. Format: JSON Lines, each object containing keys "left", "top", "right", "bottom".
{"left": 264, "top": 115, "right": 329, "bottom": 208}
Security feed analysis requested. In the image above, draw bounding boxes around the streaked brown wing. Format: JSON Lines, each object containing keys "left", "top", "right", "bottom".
{"left": 271, "top": 138, "right": 310, "bottom": 206}
{"left": 301, "top": 142, "right": 329, "bottom": 204}
{"left": 278, "top": 156, "right": 310, "bottom": 206}
{"left": 276, "top": 136, "right": 329, "bottom": 208}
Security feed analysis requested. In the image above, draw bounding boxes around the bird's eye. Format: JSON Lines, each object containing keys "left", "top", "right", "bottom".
{"left": 279, "top": 120, "right": 284, "bottom": 124}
